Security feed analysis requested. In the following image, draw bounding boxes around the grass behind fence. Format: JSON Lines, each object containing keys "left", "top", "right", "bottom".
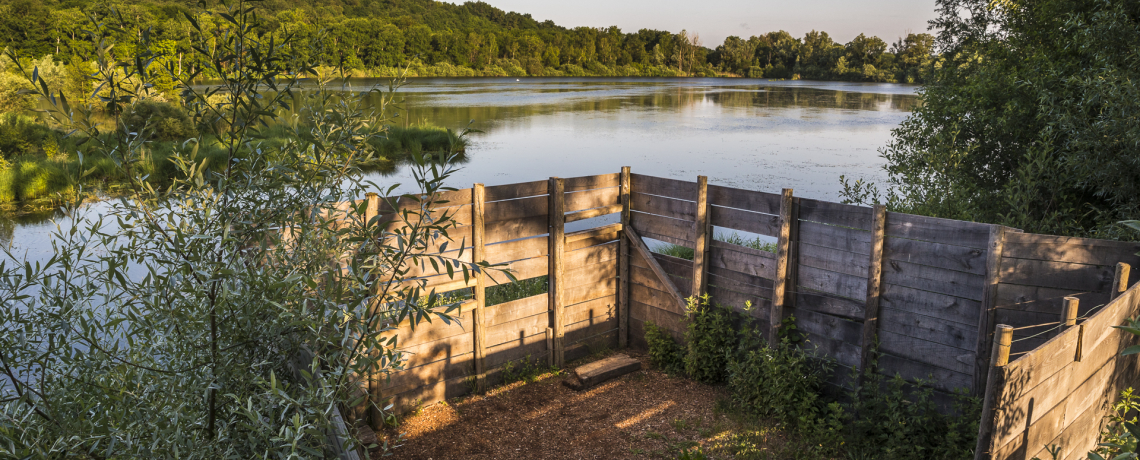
{"left": 654, "top": 233, "right": 777, "bottom": 260}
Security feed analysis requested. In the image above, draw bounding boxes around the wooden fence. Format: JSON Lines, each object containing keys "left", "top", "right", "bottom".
{"left": 350, "top": 170, "right": 1140, "bottom": 458}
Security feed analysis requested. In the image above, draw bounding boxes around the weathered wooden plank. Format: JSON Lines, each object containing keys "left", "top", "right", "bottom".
{"left": 549, "top": 177, "right": 566, "bottom": 368}
{"left": 707, "top": 271, "right": 774, "bottom": 300}
{"left": 798, "top": 198, "right": 874, "bottom": 231}
{"left": 995, "top": 283, "right": 1096, "bottom": 308}
{"left": 707, "top": 185, "right": 782, "bottom": 215}
{"left": 999, "top": 258, "right": 1117, "bottom": 293}
{"left": 799, "top": 330, "right": 861, "bottom": 368}
{"left": 798, "top": 265, "right": 867, "bottom": 300}
{"left": 878, "top": 329, "right": 976, "bottom": 378}
{"left": 382, "top": 351, "right": 473, "bottom": 392}
{"left": 563, "top": 260, "right": 618, "bottom": 290}
{"left": 486, "top": 236, "right": 549, "bottom": 263}
{"left": 566, "top": 224, "right": 622, "bottom": 245}
{"left": 859, "top": 204, "right": 887, "bottom": 380}
{"left": 692, "top": 176, "right": 711, "bottom": 297}
{"left": 770, "top": 188, "right": 795, "bottom": 346}
{"left": 626, "top": 227, "right": 688, "bottom": 313}
{"left": 484, "top": 195, "right": 548, "bottom": 223}
{"left": 799, "top": 220, "right": 872, "bottom": 255}
{"left": 1002, "top": 232, "right": 1140, "bottom": 265}
{"left": 630, "top": 211, "right": 695, "bottom": 243}
{"left": 565, "top": 204, "right": 623, "bottom": 223}
{"left": 564, "top": 187, "right": 620, "bottom": 214}
{"left": 630, "top": 299, "right": 687, "bottom": 335}
{"left": 709, "top": 205, "right": 782, "bottom": 237}
{"left": 564, "top": 330, "right": 620, "bottom": 363}
{"left": 472, "top": 183, "right": 488, "bottom": 389}
{"left": 652, "top": 252, "right": 694, "bottom": 281}
{"left": 882, "top": 259, "right": 986, "bottom": 301}
{"left": 619, "top": 166, "right": 632, "bottom": 348}
{"left": 485, "top": 293, "right": 547, "bottom": 326}
{"left": 708, "top": 243, "right": 777, "bottom": 282}
{"left": 708, "top": 266, "right": 775, "bottom": 292}
{"left": 876, "top": 353, "right": 974, "bottom": 393}
{"left": 565, "top": 317, "right": 619, "bottom": 345}
{"left": 396, "top": 333, "right": 475, "bottom": 370}
{"left": 566, "top": 241, "right": 618, "bottom": 267}
{"left": 793, "top": 308, "right": 863, "bottom": 346}
{"left": 879, "top": 283, "right": 981, "bottom": 327}
{"left": 485, "top": 215, "right": 547, "bottom": 243}
{"left": 565, "top": 277, "right": 617, "bottom": 306}
{"left": 485, "top": 333, "right": 548, "bottom": 370}
{"left": 386, "top": 311, "right": 474, "bottom": 349}
{"left": 485, "top": 180, "right": 547, "bottom": 202}
{"left": 564, "top": 296, "right": 617, "bottom": 324}
{"left": 885, "top": 212, "right": 993, "bottom": 249}
{"left": 630, "top": 173, "right": 698, "bottom": 200}
{"left": 488, "top": 255, "right": 547, "bottom": 286}
{"left": 485, "top": 311, "right": 549, "bottom": 348}
{"left": 565, "top": 173, "right": 621, "bottom": 192}
{"left": 799, "top": 242, "right": 869, "bottom": 278}
{"left": 994, "top": 291, "right": 1105, "bottom": 315}
{"left": 562, "top": 354, "right": 640, "bottom": 391}
{"left": 884, "top": 236, "right": 988, "bottom": 275}
{"left": 795, "top": 292, "right": 864, "bottom": 320}
{"left": 630, "top": 282, "right": 686, "bottom": 316}
{"left": 631, "top": 191, "right": 695, "bottom": 221}
{"left": 631, "top": 264, "right": 669, "bottom": 294}
{"left": 566, "top": 231, "right": 619, "bottom": 252}
{"left": 879, "top": 306, "right": 979, "bottom": 351}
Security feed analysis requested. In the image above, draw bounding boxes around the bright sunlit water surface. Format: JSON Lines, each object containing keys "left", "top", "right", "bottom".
{"left": 4, "top": 77, "right": 918, "bottom": 259}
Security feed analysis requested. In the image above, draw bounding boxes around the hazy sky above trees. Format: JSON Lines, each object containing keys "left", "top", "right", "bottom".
{"left": 483, "top": 0, "right": 938, "bottom": 45}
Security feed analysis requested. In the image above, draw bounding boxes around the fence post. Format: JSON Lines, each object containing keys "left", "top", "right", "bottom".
{"left": 769, "top": 188, "right": 794, "bottom": 346}
{"left": 974, "top": 225, "right": 1009, "bottom": 395}
{"left": 691, "top": 175, "right": 710, "bottom": 300}
{"left": 364, "top": 192, "right": 382, "bottom": 431}
{"left": 1060, "top": 296, "right": 1079, "bottom": 332}
{"left": 549, "top": 177, "right": 566, "bottom": 368}
{"left": 472, "top": 183, "right": 488, "bottom": 391}
{"left": 618, "top": 167, "right": 631, "bottom": 348}
{"left": 1114, "top": 262, "right": 1131, "bottom": 301}
{"left": 974, "top": 324, "right": 1014, "bottom": 460}
{"left": 858, "top": 204, "right": 887, "bottom": 381}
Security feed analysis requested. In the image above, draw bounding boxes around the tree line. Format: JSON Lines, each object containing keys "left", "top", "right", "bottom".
{"left": 0, "top": 0, "right": 936, "bottom": 82}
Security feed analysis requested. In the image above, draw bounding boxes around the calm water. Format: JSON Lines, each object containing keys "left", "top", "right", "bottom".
{"left": 3, "top": 77, "right": 917, "bottom": 258}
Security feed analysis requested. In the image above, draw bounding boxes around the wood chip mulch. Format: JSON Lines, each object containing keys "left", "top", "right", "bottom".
{"left": 374, "top": 353, "right": 739, "bottom": 459}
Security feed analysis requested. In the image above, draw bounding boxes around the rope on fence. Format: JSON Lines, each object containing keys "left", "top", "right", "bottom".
{"left": 1012, "top": 323, "right": 1064, "bottom": 342}
{"left": 1011, "top": 321, "right": 1061, "bottom": 331}
{"left": 1078, "top": 303, "right": 1109, "bottom": 321}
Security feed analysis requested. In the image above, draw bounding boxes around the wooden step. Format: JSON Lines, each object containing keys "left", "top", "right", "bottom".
{"left": 562, "top": 354, "right": 642, "bottom": 391}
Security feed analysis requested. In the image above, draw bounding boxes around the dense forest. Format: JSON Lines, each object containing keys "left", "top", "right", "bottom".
{"left": 0, "top": 0, "right": 937, "bottom": 84}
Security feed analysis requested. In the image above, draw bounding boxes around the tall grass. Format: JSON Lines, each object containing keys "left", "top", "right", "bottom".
{"left": 653, "top": 233, "right": 777, "bottom": 260}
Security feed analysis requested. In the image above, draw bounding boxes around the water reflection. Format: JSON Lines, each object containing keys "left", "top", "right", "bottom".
{"left": 11, "top": 78, "right": 918, "bottom": 256}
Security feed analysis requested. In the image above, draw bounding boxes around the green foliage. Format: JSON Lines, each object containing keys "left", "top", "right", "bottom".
{"left": 844, "top": 0, "right": 1140, "bottom": 239}
{"left": 0, "top": 3, "right": 490, "bottom": 457}
{"left": 725, "top": 327, "right": 833, "bottom": 427}
{"left": 844, "top": 360, "right": 981, "bottom": 459}
{"left": 121, "top": 100, "right": 197, "bottom": 141}
{"left": 683, "top": 296, "right": 737, "bottom": 384}
{"left": 653, "top": 233, "right": 775, "bottom": 261}
{"left": 645, "top": 320, "right": 685, "bottom": 375}
{"left": 486, "top": 275, "right": 547, "bottom": 306}
{"left": 501, "top": 355, "right": 553, "bottom": 385}
{"left": 1086, "top": 388, "right": 1140, "bottom": 460}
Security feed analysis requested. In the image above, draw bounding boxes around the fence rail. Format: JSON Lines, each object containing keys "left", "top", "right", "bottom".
{"left": 343, "top": 170, "right": 1140, "bottom": 457}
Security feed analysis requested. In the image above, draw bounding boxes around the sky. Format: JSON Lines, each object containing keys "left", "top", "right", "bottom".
{"left": 480, "top": 0, "right": 940, "bottom": 47}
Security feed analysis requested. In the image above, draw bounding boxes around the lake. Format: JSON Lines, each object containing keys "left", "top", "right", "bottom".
{"left": 2, "top": 77, "right": 918, "bottom": 258}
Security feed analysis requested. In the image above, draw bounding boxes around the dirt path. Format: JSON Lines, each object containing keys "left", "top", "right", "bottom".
{"left": 375, "top": 353, "right": 769, "bottom": 459}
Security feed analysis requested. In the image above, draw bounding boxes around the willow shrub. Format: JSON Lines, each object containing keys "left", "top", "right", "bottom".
{"left": 0, "top": 3, "right": 494, "bottom": 458}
